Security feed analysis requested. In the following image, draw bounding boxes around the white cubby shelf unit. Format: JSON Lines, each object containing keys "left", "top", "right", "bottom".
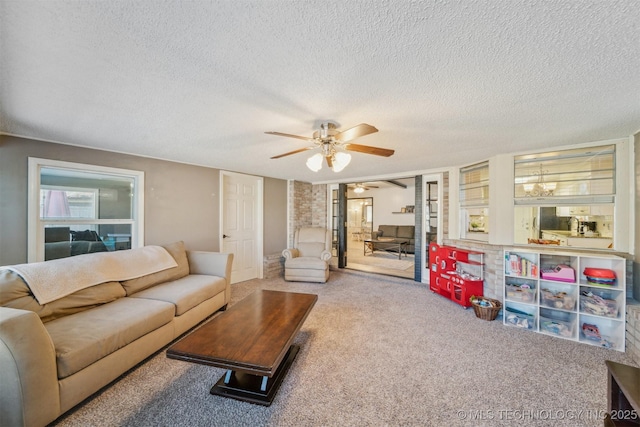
{"left": 503, "top": 249, "right": 626, "bottom": 351}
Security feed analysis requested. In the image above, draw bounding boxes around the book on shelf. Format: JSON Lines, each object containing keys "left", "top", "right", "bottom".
{"left": 505, "top": 252, "right": 538, "bottom": 278}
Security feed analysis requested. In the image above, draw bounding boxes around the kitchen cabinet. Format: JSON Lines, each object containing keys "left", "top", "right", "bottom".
{"left": 556, "top": 206, "right": 591, "bottom": 216}
{"left": 504, "top": 249, "right": 626, "bottom": 351}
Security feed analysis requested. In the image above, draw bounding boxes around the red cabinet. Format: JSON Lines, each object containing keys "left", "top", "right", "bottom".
{"left": 429, "top": 243, "right": 484, "bottom": 308}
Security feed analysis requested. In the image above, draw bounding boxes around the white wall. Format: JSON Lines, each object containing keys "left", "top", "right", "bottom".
{"left": 351, "top": 185, "right": 415, "bottom": 228}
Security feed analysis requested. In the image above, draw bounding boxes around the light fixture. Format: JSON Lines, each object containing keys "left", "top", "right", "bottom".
{"left": 332, "top": 152, "right": 351, "bottom": 172}
{"left": 306, "top": 153, "right": 323, "bottom": 172}
{"left": 305, "top": 144, "right": 352, "bottom": 173}
{"left": 353, "top": 186, "right": 365, "bottom": 194}
{"left": 523, "top": 164, "right": 556, "bottom": 197}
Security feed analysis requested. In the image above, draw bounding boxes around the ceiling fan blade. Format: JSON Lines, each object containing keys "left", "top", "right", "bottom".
{"left": 334, "top": 123, "right": 378, "bottom": 142}
{"left": 270, "top": 147, "right": 313, "bottom": 159}
{"left": 344, "top": 143, "right": 395, "bottom": 157}
{"left": 326, "top": 156, "right": 333, "bottom": 168}
{"left": 265, "top": 131, "right": 313, "bottom": 142}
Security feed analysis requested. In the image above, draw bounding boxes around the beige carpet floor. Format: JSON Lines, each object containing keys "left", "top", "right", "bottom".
{"left": 53, "top": 269, "right": 637, "bottom": 427}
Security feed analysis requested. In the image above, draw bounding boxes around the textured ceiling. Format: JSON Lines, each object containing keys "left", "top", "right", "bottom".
{"left": 1, "top": 1, "right": 639, "bottom": 183}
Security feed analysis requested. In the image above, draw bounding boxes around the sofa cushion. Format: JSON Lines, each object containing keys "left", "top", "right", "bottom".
{"left": 397, "top": 226, "right": 415, "bottom": 239}
{"left": 121, "top": 241, "right": 190, "bottom": 296}
{"left": 45, "top": 297, "right": 175, "bottom": 379}
{"left": 129, "top": 274, "right": 226, "bottom": 316}
{"left": 378, "top": 225, "right": 397, "bottom": 238}
{"left": 0, "top": 269, "right": 126, "bottom": 323}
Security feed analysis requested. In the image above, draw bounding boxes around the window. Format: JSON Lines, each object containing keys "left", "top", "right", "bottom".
{"left": 28, "top": 158, "right": 144, "bottom": 262}
{"left": 514, "top": 145, "right": 615, "bottom": 201}
{"left": 513, "top": 145, "right": 615, "bottom": 249}
{"left": 459, "top": 161, "right": 489, "bottom": 239}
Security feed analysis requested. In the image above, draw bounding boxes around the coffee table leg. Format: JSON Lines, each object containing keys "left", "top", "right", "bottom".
{"left": 210, "top": 345, "right": 300, "bottom": 406}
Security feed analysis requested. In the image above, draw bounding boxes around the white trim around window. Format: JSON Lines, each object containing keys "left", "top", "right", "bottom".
{"left": 28, "top": 158, "right": 145, "bottom": 262}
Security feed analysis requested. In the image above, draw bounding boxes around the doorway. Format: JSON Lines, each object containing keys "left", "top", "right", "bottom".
{"left": 341, "top": 179, "right": 416, "bottom": 279}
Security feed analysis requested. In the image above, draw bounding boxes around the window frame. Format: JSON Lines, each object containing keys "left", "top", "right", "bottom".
{"left": 28, "top": 158, "right": 145, "bottom": 262}
{"left": 512, "top": 144, "right": 617, "bottom": 250}
{"left": 459, "top": 160, "right": 489, "bottom": 240}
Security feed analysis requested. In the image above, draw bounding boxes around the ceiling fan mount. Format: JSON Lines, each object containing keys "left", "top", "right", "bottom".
{"left": 266, "top": 121, "right": 394, "bottom": 172}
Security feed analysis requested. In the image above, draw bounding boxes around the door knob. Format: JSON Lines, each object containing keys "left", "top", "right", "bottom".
{"left": 223, "top": 234, "right": 229, "bottom": 238}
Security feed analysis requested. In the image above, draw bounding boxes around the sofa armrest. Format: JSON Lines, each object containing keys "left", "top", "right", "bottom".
{"left": 372, "top": 230, "right": 381, "bottom": 239}
{"left": 186, "top": 251, "right": 234, "bottom": 303}
{"left": 282, "top": 248, "right": 299, "bottom": 259}
{"left": 0, "top": 307, "right": 60, "bottom": 427}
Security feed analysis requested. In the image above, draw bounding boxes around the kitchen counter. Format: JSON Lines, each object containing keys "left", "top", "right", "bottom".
{"left": 541, "top": 230, "right": 612, "bottom": 248}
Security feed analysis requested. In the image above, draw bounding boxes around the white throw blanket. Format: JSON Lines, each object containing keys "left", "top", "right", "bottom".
{"left": 4, "top": 246, "right": 178, "bottom": 304}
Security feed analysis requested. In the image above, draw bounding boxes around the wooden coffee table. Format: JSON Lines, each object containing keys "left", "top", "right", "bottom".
{"left": 166, "top": 290, "right": 317, "bottom": 406}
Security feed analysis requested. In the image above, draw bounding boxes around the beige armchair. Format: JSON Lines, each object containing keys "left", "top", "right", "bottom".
{"left": 282, "top": 227, "right": 332, "bottom": 283}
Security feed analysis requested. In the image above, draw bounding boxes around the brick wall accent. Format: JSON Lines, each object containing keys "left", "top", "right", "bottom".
{"left": 627, "top": 304, "right": 640, "bottom": 364}
{"left": 288, "top": 181, "right": 313, "bottom": 246}
{"left": 312, "top": 184, "right": 328, "bottom": 227}
{"left": 287, "top": 180, "right": 329, "bottom": 246}
{"left": 263, "top": 252, "right": 284, "bottom": 279}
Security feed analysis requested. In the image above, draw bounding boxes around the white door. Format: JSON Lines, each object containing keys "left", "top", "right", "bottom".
{"left": 221, "top": 172, "right": 263, "bottom": 283}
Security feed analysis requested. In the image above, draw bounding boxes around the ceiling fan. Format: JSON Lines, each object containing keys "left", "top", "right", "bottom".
{"left": 266, "top": 122, "right": 395, "bottom": 172}
{"left": 349, "top": 183, "right": 379, "bottom": 193}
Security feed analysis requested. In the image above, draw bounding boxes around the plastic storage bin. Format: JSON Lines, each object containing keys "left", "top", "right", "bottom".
{"left": 539, "top": 309, "right": 575, "bottom": 338}
{"left": 504, "top": 306, "right": 535, "bottom": 330}
{"left": 580, "top": 290, "right": 618, "bottom": 318}
{"left": 505, "top": 283, "right": 536, "bottom": 303}
{"left": 541, "top": 288, "right": 576, "bottom": 311}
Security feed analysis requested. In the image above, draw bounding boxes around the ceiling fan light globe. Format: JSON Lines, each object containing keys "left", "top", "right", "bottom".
{"left": 306, "top": 153, "right": 323, "bottom": 172}
{"left": 353, "top": 186, "right": 365, "bottom": 194}
{"left": 332, "top": 152, "right": 351, "bottom": 172}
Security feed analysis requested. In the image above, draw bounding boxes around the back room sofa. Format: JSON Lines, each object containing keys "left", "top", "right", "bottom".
{"left": 372, "top": 225, "right": 416, "bottom": 253}
{"left": 0, "top": 241, "right": 233, "bottom": 427}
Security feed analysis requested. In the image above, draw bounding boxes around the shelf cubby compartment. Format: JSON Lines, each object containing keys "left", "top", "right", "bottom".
{"left": 540, "top": 280, "right": 577, "bottom": 311}
{"left": 504, "top": 301, "right": 537, "bottom": 331}
{"left": 578, "top": 256, "right": 625, "bottom": 289}
{"left": 505, "top": 251, "right": 539, "bottom": 278}
{"left": 504, "top": 277, "right": 537, "bottom": 304}
{"left": 578, "top": 314, "right": 624, "bottom": 351}
{"left": 539, "top": 254, "right": 578, "bottom": 284}
{"left": 539, "top": 308, "right": 577, "bottom": 340}
{"left": 579, "top": 286, "right": 623, "bottom": 319}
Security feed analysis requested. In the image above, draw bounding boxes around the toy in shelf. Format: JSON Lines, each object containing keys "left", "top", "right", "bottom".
{"left": 505, "top": 306, "right": 534, "bottom": 329}
{"left": 583, "top": 268, "right": 616, "bottom": 286}
{"left": 541, "top": 318, "right": 573, "bottom": 337}
{"left": 580, "top": 290, "right": 618, "bottom": 318}
{"left": 581, "top": 323, "right": 614, "bottom": 349}
{"left": 505, "top": 282, "right": 536, "bottom": 303}
{"left": 541, "top": 288, "right": 575, "bottom": 310}
{"left": 541, "top": 265, "right": 575, "bottom": 283}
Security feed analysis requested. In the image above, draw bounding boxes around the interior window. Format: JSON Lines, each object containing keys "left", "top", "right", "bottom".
{"left": 29, "top": 158, "right": 144, "bottom": 262}
{"left": 459, "top": 161, "right": 489, "bottom": 240}
{"left": 513, "top": 145, "right": 615, "bottom": 249}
